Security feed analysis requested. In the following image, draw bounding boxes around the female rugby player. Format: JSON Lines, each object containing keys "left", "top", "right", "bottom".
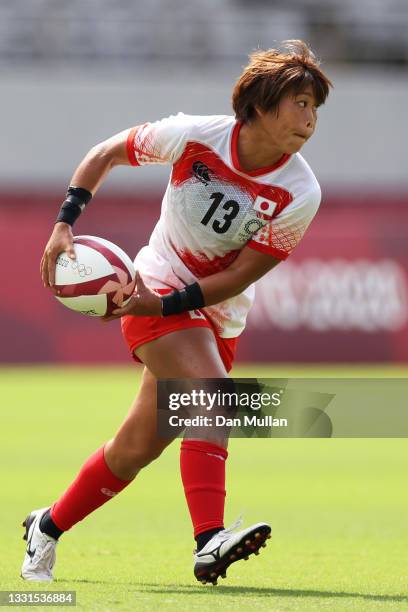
{"left": 21, "top": 40, "right": 332, "bottom": 585}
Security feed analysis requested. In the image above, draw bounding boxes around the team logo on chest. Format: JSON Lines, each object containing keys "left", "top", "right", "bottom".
{"left": 192, "top": 161, "right": 212, "bottom": 185}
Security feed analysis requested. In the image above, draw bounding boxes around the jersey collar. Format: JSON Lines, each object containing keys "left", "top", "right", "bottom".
{"left": 231, "top": 120, "right": 291, "bottom": 177}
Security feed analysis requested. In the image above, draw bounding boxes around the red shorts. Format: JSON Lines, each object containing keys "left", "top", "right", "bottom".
{"left": 121, "top": 290, "right": 238, "bottom": 372}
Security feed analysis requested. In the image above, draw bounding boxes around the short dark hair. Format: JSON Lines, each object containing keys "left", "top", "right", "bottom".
{"left": 232, "top": 40, "right": 333, "bottom": 122}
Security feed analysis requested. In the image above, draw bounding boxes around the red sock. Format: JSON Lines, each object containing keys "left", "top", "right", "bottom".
{"left": 180, "top": 439, "right": 228, "bottom": 538}
{"left": 51, "top": 446, "right": 131, "bottom": 531}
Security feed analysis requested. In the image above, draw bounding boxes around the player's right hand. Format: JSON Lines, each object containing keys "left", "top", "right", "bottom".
{"left": 40, "top": 222, "right": 75, "bottom": 287}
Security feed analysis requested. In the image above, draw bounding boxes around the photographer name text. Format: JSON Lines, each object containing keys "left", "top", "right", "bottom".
{"left": 168, "top": 415, "right": 288, "bottom": 428}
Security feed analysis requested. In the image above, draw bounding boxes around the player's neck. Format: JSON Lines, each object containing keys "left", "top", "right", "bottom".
{"left": 237, "top": 121, "right": 285, "bottom": 172}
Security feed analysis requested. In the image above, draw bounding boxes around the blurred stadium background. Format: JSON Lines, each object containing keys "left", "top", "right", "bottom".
{"left": 1, "top": 0, "right": 408, "bottom": 366}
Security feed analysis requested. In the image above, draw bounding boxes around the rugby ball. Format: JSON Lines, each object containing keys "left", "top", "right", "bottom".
{"left": 53, "top": 235, "right": 136, "bottom": 316}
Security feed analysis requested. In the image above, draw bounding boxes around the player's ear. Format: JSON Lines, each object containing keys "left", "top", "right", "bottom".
{"left": 253, "top": 105, "right": 273, "bottom": 120}
{"left": 255, "top": 103, "right": 280, "bottom": 119}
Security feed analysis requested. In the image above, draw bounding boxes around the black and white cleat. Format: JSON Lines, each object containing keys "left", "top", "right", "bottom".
{"left": 194, "top": 518, "right": 271, "bottom": 585}
{"left": 20, "top": 508, "right": 57, "bottom": 582}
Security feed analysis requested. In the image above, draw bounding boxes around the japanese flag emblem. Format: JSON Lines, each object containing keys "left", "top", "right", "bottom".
{"left": 253, "top": 195, "right": 278, "bottom": 219}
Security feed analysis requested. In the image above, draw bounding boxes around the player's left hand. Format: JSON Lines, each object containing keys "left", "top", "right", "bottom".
{"left": 102, "top": 271, "right": 162, "bottom": 321}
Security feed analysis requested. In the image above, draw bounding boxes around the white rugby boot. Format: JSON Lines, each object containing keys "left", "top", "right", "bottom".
{"left": 21, "top": 508, "right": 57, "bottom": 581}
{"left": 193, "top": 517, "right": 271, "bottom": 585}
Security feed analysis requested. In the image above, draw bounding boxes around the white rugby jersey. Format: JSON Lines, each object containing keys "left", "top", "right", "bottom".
{"left": 127, "top": 113, "right": 321, "bottom": 338}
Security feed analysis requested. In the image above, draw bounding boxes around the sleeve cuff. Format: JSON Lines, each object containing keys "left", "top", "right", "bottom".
{"left": 126, "top": 127, "right": 140, "bottom": 166}
{"left": 247, "top": 240, "right": 289, "bottom": 260}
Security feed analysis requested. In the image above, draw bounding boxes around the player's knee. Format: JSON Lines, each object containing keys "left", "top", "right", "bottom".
{"left": 116, "top": 442, "right": 164, "bottom": 471}
{"left": 131, "top": 444, "right": 163, "bottom": 468}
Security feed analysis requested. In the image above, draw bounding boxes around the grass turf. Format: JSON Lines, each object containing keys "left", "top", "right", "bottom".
{"left": 0, "top": 365, "right": 407, "bottom": 611}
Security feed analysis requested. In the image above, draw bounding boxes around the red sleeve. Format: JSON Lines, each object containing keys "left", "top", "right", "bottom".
{"left": 246, "top": 240, "right": 289, "bottom": 260}
{"left": 126, "top": 127, "right": 140, "bottom": 166}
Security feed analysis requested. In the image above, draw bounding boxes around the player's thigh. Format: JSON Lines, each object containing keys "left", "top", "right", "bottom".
{"left": 135, "top": 327, "right": 230, "bottom": 447}
{"left": 111, "top": 366, "right": 174, "bottom": 459}
{"left": 134, "top": 326, "right": 228, "bottom": 378}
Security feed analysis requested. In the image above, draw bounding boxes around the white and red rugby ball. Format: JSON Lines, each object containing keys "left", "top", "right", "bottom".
{"left": 53, "top": 235, "right": 136, "bottom": 316}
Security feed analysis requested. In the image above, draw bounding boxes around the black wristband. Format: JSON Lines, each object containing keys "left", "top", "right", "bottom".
{"left": 55, "top": 186, "right": 93, "bottom": 226}
{"left": 161, "top": 282, "right": 205, "bottom": 316}
{"left": 161, "top": 290, "right": 182, "bottom": 316}
{"left": 184, "top": 282, "right": 205, "bottom": 309}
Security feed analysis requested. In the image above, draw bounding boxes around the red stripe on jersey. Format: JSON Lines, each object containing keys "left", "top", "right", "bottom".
{"left": 247, "top": 239, "right": 289, "bottom": 260}
{"left": 171, "top": 242, "right": 240, "bottom": 278}
{"left": 231, "top": 121, "right": 291, "bottom": 177}
{"left": 172, "top": 141, "right": 293, "bottom": 215}
{"left": 126, "top": 127, "right": 139, "bottom": 166}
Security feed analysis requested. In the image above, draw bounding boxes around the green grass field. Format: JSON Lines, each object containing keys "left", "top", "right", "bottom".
{"left": 1, "top": 365, "right": 407, "bottom": 611}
